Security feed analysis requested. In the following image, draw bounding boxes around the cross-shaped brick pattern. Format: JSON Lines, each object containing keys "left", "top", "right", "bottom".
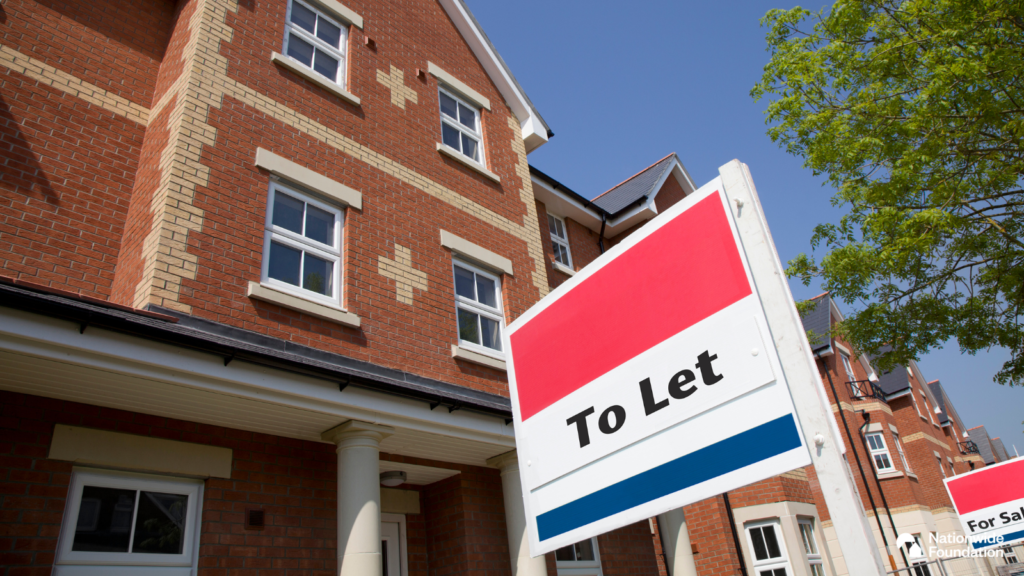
{"left": 376, "top": 65, "right": 418, "bottom": 109}
{"left": 378, "top": 244, "right": 428, "bottom": 305}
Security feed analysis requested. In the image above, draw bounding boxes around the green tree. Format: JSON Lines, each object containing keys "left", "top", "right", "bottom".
{"left": 752, "top": 0, "right": 1024, "bottom": 385}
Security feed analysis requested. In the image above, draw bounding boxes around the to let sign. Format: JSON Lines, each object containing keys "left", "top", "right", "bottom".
{"left": 945, "top": 457, "right": 1024, "bottom": 549}
{"left": 504, "top": 182, "right": 813, "bottom": 556}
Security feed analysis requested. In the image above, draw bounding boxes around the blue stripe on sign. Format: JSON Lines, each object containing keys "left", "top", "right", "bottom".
{"left": 537, "top": 414, "right": 803, "bottom": 541}
{"left": 972, "top": 528, "right": 1024, "bottom": 549}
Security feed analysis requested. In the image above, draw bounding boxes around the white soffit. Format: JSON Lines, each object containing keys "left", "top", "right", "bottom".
{"left": 0, "top": 350, "right": 510, "bottom": 466}
{"left": 437, "top": 0, "right": 548, "bottom": 152}
{"left": 379, "top": 461, "right": 460, "bottom": 485}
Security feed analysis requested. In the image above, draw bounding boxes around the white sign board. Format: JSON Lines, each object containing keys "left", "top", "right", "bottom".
{"left": 945, "top": 456, "right": 1024, "bottom": 549}
{"left": 504, "top": 179, "right": 812, "bottom": 556}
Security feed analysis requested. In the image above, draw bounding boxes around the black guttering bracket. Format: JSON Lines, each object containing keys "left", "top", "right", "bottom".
{"left": 0, "top": 282, "right": 512, "bottom": 418}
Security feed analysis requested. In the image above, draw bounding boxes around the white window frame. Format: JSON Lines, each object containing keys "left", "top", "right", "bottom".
{"left": 910, "top": 534, "right": 932, "bottom": 576}
{"left": 547, "top": 213, "right": 573, "bottom": 269}
{"left": 55, "top": 469, "right": 203, "bottom": 574}
{"left": 840, "top": 353, "right": 862, "bottom": 396}
{"left": 936, "top": 455, "right": 947, "bottom": 478}
{"left": 282, "top": 0, "right": 349, "bottom": 87}
{"left": 910, "top": 391, "right": 924, "bottom": 419}
{"left": 744, "top": 520, "right": 792, "bottom": 576}
{"left": 892, "top": 432, "right": 913, "bottom": 473}
{"left": 798, "top": 518, "right": 825, "bottom": 576}
{"left": 438, "top": 86, "right": 485, "bottom": 166}
{"left": 261, "top": 181, "right": 344, "bottom": 306}
{"left": 866, "top": 431, "right": 896, "bottom": 473}
{"left": 554, "top": 537, "right": 603, "bottom": 576}
{"left": 452, "top": 259, "right": 505, "bottom": 359}
{"left": 947, "top": 457, "right": 956, "bottom": 476}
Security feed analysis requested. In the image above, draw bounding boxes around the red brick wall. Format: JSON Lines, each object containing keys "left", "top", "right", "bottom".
{"left": 0, "top": 0, "right": 174, "bottom": 106}
{"left": 0, "top": 389, "right": 524, "bottom": 576}
{"left": 111, "top": 0, "right": 200, "bottom": 306}
{"left": 683, "top": 496, "right": 744, "bottom": 576}
{"left": 653, "top": 174, "right": 686, "bottom": 214}
{"left": 0, "top": 0, "right": 177, "bottom": 299}
{"left": 597, "top": 520, "right": 661, "bottom": 576}
{"left": 729, "top": 474, "right": 816, "bottom": 508}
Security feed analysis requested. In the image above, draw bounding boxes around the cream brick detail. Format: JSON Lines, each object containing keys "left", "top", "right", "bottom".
{"left": 376, "top": 65, "right": 417, "bottom": 109}
{"left": 0, "top": 44, "right": 150, "bottom": 125}
{"left": 378, "top": 245, "right": 428, "bottom": 305}
{"left": 127, "top": 0, "right": 549, "bottom": 311}
{"left": 901, "top": 432, "right": 950, "bottom": 451}
{"left": 781, "top": 468, "right": 809, "bottom": 481}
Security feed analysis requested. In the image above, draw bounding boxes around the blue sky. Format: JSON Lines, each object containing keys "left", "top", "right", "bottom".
{"left": 469, "top": 0, "right": 1022, "bottom": 449}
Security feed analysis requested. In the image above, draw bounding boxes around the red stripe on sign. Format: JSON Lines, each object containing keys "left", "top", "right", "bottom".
{"left": 946, "top": 458, "right": 1024, "bottom": 515}
{"left": 511, "top": 193, "right": 751, "bottom": 421}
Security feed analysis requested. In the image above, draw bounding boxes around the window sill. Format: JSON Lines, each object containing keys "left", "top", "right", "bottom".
{"left": 451, "top": 344, "right": 506, "bottom": 371}
{"left": 553, "top": 262, "right": 575, "bottom": 276}
{"left": 436, "top": 143, "right": 500, "bottom": 183}
{"left": 247, "top": 281, "right": 361, "bottom": 329}
{"left": 271, "top": 52, "right": 361, "bottom": 106}
{"left": 876, "top": 470, "right": 905, "bottom": 480}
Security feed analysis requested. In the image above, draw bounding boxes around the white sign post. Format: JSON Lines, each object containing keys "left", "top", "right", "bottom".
{"left": 503, "top": 160, "right": 887, "bottom": 575}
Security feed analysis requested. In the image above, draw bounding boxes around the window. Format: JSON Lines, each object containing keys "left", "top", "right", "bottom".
{"left": 261, "top": 182, "right": 343, "bottom": 305}
{"left": 910, "top": 534, "right": 932, "bottom": 576}
{"left": 1003, "top": 546, "right": 1019, "bottom": 564}
{"left": 910, "top": 392, "right": 924, "bottom": 419}
{"left": 798, "top": 519, "right": 825, "bottom": 576}
{"left": 892, "top": 432, "right": 913, "bottom": 473}
{"left": 548, "top": 214, "right": 573, "bottom": 269}
{"left": 283, "top": 0, "right": 348, "bottom": 86}
{"left": 745, "top": 521, "right": 791, "bottom": 576}
{"left": 453, "top": 260, "right": 504, "bottom": 356}
{"left": 841, "top": 353, "right": 861, "bottom": 396}
{"left": 866, "top": 432, "right": 895, "bottom": 473}
{"left": 555, "top": 538, "right": 603, "bottom": 576}
{"left": 947, "top": 457, "right": 956, "bottom": 476}
{"left": 439, "top": 87, "right": 483, "bottom": 164}
{"left": 56, "top": 469, "right": 202, "bottom": 574}
{"left": 936, "top": 456, "right": 947, "bottom": 478}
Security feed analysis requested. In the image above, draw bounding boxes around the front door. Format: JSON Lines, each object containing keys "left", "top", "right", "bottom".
{"left": 381, "top": 520, "right": 401, "bottom": 576}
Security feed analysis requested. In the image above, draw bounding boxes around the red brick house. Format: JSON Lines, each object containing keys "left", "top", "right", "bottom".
{"left": 0, "top": 1, "right": 1014, "bottom": 575}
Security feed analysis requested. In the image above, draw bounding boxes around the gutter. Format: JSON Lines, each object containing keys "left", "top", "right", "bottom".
{"left": 858, "top": 411, "right": 908, "bottom": 570}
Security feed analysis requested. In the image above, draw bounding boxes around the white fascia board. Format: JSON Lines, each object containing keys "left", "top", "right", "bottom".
{"left": 604, "top": 200, "right": 658, "bottom": 236}
{"left": 0, "top": 307, "right": 515, "bottom": 447}
{"left": 530, "top": 176, "right": 603, "bottom": 233}
{"left": 436, "top": 0, "right": 548, "bottom": 153}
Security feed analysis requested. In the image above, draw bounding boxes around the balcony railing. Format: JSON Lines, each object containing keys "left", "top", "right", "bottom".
{"left": 847, "top": 380, "right": 888, "bottom": 402}
{"left": 958, "top": 440, "right": 979, "bottom": 455}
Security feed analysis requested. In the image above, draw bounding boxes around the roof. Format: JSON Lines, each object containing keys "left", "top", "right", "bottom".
{"left": 591, "top": 154, "right": 677, "bottom": 214}
{"left": 991, "top": 437, "right": 1010, "bottom": 462}
{"left": 927, "top": 380, "right": 949, "bottom": 425}
{"left": 871, "top": 345, "right": 913, "bottom": 395}
{"left": 967, "top": 426, "right": 997, "bottom": 465}
{"left": 440, "top": 0, "right": 550, "bottom": 151}
{"left": 799, "top": 293, "right": 832, "bottom": 352}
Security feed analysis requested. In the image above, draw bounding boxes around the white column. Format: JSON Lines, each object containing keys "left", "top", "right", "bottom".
{"left": 656, "top": 509, "right": 698, "bottom": 576}
{"left": 322, "top": 420, "right": 395, "bottom": 576}
{"left": 487, "top": 450, "right": 548, "bottom": 576}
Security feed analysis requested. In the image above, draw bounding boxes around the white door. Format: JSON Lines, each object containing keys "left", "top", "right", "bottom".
{"left": 381, "top": 521, "right": 401, "bottom": 576}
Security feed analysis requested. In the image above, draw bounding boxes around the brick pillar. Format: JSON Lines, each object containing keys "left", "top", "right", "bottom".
{"left": 488, "top": 450, "right": 548, "bottom": 576}
{"left": 683, "top": 496, "right": 745, "bottom": 576}
{"left": 322, "top": 420, "right": 394, "bottom": 576}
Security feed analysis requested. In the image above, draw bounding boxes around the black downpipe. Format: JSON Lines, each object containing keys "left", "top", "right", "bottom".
{"left": 722, "top": 493, "right": 749, "bottom": 576}
{"left": 598, "top": 213, "right": 607, "bottom": 254}
{"left": 815, "top": 350, "right": 894, "bottom": 568}
{"left": 859, "top": 411, "right": 910, "bottom": 569}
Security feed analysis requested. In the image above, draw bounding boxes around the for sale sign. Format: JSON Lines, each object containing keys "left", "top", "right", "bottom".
{"left": 945, "top": 457, "right": 1024, "bottom": 549}
{"left": 504, "top": 181, "right": 812, "bottom": 556}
